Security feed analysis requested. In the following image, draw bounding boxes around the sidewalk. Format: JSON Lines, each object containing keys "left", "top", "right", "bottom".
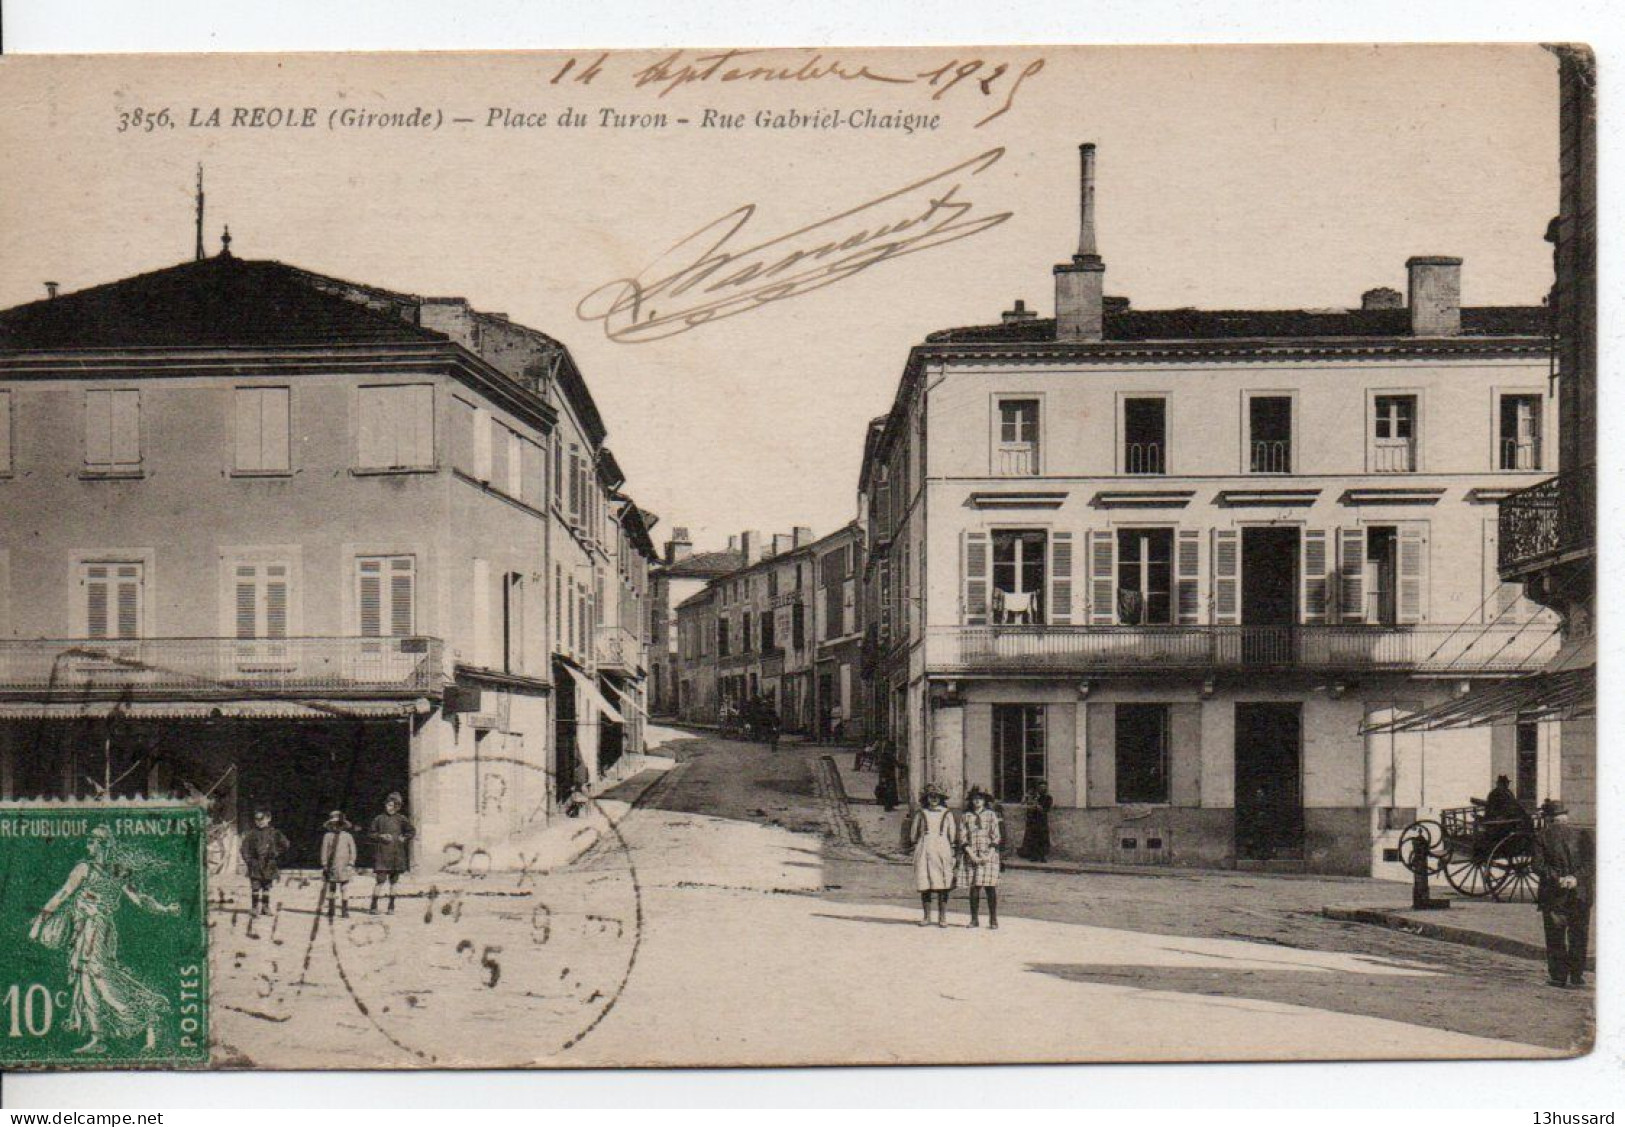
{"left": 1322, "top": 898, "right": 1593, "bottom": 968}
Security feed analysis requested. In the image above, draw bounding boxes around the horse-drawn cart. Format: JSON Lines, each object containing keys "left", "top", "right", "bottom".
{"left": 1397, "top": 804, "right": 1542, "bottom": 902}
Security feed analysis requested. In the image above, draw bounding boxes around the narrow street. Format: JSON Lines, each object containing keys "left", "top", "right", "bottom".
{"left": 209, "top": 730, "right": 1591, "bottom": 1069}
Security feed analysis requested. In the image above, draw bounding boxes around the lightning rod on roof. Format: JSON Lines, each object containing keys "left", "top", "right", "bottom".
{"left": 194, "top": 164, "right": 205, "bottom": 262}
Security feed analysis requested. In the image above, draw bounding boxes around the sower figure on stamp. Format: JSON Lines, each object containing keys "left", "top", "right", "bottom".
{"left": 369, "top": 791, "right": 415, "bottom": 914}
{"left": 961, "top": 787, "right": 1002, "bottom": 929}
{"left": 1534, "top": 800, "right": 1594, "bottom": 988}
{"left": 239, "top": 808, "right": 290, "bottom": 917}
{"left": 319, "top": 811, "right": 357, "bottom": 920}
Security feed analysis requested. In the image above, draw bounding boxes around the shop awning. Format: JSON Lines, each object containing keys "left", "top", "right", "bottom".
{"left": 606, "top": 680, "right": 648, "bottom": 720}
{"left": 0, "top": 700, "right": 419, "bottom": 721}
{"left": 1361, "top": 666, "right": 1595, "bottom": 734}
{"left": 564, "top": 665, "right": 624, "bottom": 724}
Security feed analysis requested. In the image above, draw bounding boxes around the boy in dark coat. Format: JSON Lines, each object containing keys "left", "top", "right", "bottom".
{"left": 239, "top": 809, "right": 290, "bottom": 916}
{"left": 368, "top": 792, "right": 415, "bottom": 914}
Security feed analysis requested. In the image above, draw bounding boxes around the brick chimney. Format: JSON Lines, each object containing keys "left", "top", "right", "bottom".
{"left": 772, "top": 533, "right": 794, "bottom": 557}
{"left": 664, "top": 527, "right": 693, "bottom": 564}
{"left": 793, "top": 526, "right": 814, "bottom": 548}
{"left": 1406, "top": 257, "right": 1462, "bottom": 336}
{"left": 1054, "top": 143, "right": 1106, "bottom": 342}
{"left": 727, "top": 535, "right": 740, "bottom": 553}
{"left": 740, "top": 531, "right": 763, "bottom": 565}
{"left": 1001, "top": 299, "right": 1037, "bottom": 325}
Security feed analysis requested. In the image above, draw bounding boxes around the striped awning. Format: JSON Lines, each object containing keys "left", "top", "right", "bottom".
{"left": 0, "top": 700, "right": 419, "bottom": 721}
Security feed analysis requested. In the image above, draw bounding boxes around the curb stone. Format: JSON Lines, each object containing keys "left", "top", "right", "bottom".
{"left": 1321, "top": 904, "right": 1595, "bottom": 970}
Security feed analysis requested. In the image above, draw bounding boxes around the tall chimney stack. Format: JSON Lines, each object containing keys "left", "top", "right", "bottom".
{"left": 740, "top": 531, "right": 763, "bottom": 565}
{"left": 664, "top": 527, "right": 693, "bottom": 564}
{"left": 1055, "top": 143, "right": 1106, "bottom": 342}
{"left": 1406, "top": 256, "right": 1463, "bottom": 337}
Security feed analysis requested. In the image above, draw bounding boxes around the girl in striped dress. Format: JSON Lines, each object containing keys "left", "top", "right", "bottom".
{"left": 961, "top": 788, "right": 1002, "bottom": 929}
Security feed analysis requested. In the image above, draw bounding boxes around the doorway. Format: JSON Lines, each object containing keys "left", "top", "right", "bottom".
{"left": 553, "top": 657, "right": 578, "bottom": 801}
{"left": 1234, "top": 702, "right": 1303, "bottom": 861}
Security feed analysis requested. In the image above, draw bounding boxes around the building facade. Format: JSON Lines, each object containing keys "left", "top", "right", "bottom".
{"left": 808, "top": 523, "right": 866, "bottom": 742}
{"left": 650, "top": 529, "right": 742, "bottom": 718}
{"left": 0, "top": 248, "right": 653, "bottom": 864}
{"left": 859, "top": 145, "right": 1562, "bottom": 876}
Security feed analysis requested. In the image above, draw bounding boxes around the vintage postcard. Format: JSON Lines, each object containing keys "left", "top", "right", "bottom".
{"left": 0, "top": 44, "right": 1596, "bottom": 1071}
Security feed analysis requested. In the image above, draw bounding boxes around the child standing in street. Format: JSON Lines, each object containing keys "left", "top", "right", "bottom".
{"left": 319, "top": 811, "right": 357, "bottom": 920}
{"left": 961, "top": 788, "right": 1002, "bottom": 929}
{"left": 239, "top": 809, "right": 290, "bottom": 916}
{"left": 368, "top": 792, "right": 415, "bottom": 915}
{"left": 909, "top": 784, "right": 960, "bottom": 927}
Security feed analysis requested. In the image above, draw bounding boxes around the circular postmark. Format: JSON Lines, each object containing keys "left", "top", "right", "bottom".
{"left": 209, "top": 751, "right": 646, "bottom": 1068}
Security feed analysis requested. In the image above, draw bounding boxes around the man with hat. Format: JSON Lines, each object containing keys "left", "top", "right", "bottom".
{"left": 1533, "top": 799, "right": 1594, "bottom": 988}
{"left": 368, "top": 791, "right": 415, "bottom": 915}
{"left": 1481, "top": 773, "right": 1529, "bottom": 834}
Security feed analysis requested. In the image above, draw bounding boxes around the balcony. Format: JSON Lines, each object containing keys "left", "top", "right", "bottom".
{"left": 594, "top": 624, "right": 643, "bottom": 671}
{"left": 1498, "top": 465, "right": 1595, "bottom": 580}
{"left": 0, "top": 637, "right": 445, "bottom": 699}
{"left": 924, "top": 624, "right": 1557, "bottom": 677}
{"left": 1249, "top": 439, "right": 1292, "bottom": 474}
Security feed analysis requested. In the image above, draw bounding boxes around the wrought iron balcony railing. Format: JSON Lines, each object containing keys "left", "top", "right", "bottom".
{"left": 1498, "top": 465, "right": 1596, "bottom": 579}
{"left": 0, "top": 637, "right": 445, "bottom": 698}
{"left": 924, "top": 624, "right": 1556, "bottom": 676}
{"left": 594, "top": 624, "right": 643, "bottom": 670}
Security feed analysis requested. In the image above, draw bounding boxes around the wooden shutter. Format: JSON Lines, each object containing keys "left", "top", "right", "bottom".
{"left": 507, "top": 430, "right": 524, "bottom": 497}
{"left": 1301, "top": 529, "right": 1330, "bottom": 624}
{"left": 1398, "top": 525, "right": 1428, "bottom": 624}
{"left": 85, "top": 564, "right": 110, "bottom": 638}
{"left": 358, "top": 558, "right": 383, "bottom": 636}
{"left": 1049, "top": 531, "right": 1074, "bottom": 625}
{"left": 1339, "top": 527, "right": 1367, "bottom": 623}
{"left": 1089, "top": 530, "right": 1117, "bottom": 625}
{"left": 473, "top": 409, "right": 492, "bottom": 479}
{"left": 1176, "top": 529, "right": 1201, "bottom": 625}
{"left": 110, "top": 390, "right": 139, "bottom": 468}
{"left": 408, "top": 385, "right": 434, "bottom": 467}
{"left": 265, "top": 565, "right": 288, "bottom": 638}
{"left": 235, "top": 565, "right": 258, "bottom": 639}
{"left": 236, "top": 389, "right": 290, "bottom": 472}
{"left": 1211, "top": 529, "right": 1239, "bottom": 626}
{"left": 358, "top": 387, "right": 388, "bottom": 467}
{"left": 962, "top": 531, "right": 990, "bottom": 626}
{"left": 114, "top": 566, "right": 140, "bottom": 638}
{"left": 389, "top": 557, "right": 416, "bottom": 636}
{"left": 0, "top": 390, "right": 10, "bottom": 472}
{"left": 85, "top": 390, "right": 112, "bottom": 467}
{"left": 235, "top": 390, "right": 261, "bottom": 470}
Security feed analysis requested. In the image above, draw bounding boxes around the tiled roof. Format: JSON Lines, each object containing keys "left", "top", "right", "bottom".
{"left": 924, "top": 306, "right": 1549, "bottom": 346}
{"left": 0, "top": 255, "right": 447, "bottom": 351}
{"left": 660, "top": 549, "right": 744, "bottom": 580}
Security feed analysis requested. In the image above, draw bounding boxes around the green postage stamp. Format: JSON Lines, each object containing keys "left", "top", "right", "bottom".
{"left": 0, "top": 803, "right": 209, "bottom": 1068}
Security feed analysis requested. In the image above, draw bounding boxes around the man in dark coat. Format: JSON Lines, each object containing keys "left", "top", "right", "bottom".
{"left": 1534, "top": 800, "right": 1594, "bottom": 988}
{"left": 1481, "top": 774, "right": 1529, "bottom": 833}
{"left": 368, "top": 792, "right": 415, "bottom": 914}
{"left": 239, "top": 809, "right": 290, "bottom": 916}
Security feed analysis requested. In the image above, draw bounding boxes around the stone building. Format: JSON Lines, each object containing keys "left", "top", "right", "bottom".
{"left": 858, "top": 144, "right": 1561, "bottom": 875}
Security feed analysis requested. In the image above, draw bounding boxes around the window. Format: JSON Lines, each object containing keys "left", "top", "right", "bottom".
{"left": 1499, "top": 394, "right": 1542, "bottom": 470}
{"left": 718, "top": 617, "right": 730, "bottom": 657}
{"left": 1516, "top": 720, "right": 1539, "bottom": 803}
{"left": 357, "top": 384, "right": 434, "bottom": 470}
{"left": 568, "top": 446, "right": 582, "bottom": 524}
{"left": 822, "top": 550, "right": 845, "bottom": 638}
{"left": 1248, "top": 395, "right": 1292, "bottom": 473}
{"left": 234, "top": 387, "right": 291, "bottom": 473}
{"left": 742, "top": 611, "right": 752, "bottom": 652}
{"left": 85, "top": 389, "right": 141, "bottom": 474}
{"left": 80, "top": 561, "right": 144, "bottom": 639}
{"left": 503, "top": 572, "right": 524, "bottom": 674}
{"left": 1116, "top": 703, "right": 1170, "bottom": 804}
{"left": 994, "top": 703, "right": 1046, "bottom": 803}
{"left": 996, "top": 398, "right": 1040, "bottom": 475}
{"left": 1372, "top": 395, "right": 1417, "bottom": 472}
{"left": 1365, "top": 527, "right": 1398, "bottom": 625}
{"left": 992, "top": 530, "right": 1047, "bottom": 624}
{"left": 1123, "top": 397, "right": 1166, "bottom": 475}
{"left": 761, "top": 608, "right": 775, "bottom": 652}
{"left": 768, "top": 570, "right": 779, "bottom": 598}
{"left": 233, "top": 562, "right": 289, "bottom": 639}
{"left": 356, "top": 556, "right": 415, "bottom": 637}
{"left": 1116, "top": 528, "right": 1174, "bottom": 625}
{"left": 792, "top": 602, "right": 806, "bottom": 651}
{"left": 552, "top": 437, "right": 563, "bottom": 505}
{"left": 0, "top": 390, "right": 12, "bottom": 474}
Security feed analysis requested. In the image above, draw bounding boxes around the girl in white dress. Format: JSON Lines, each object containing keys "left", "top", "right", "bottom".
{"left": 910, "top": 785, "right": 960, "bottom": 927}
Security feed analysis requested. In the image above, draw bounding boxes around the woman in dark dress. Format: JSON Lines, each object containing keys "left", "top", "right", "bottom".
{"left": 1018, "top": 781, "right": 1054, "bottom": 862}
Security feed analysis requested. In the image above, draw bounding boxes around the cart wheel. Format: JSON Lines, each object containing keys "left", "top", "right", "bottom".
{"left": 1442, "top": 847, "right": 1495, "bottom": 897}
{"left": 1397, "top": 820, "right": 1445, "bottom": 875}
{"left": 1488, "top": 831, "right": 1540, "bottom": 903}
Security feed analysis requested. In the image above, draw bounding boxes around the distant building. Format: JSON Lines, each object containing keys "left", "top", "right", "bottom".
{"left": 650, "top": 529, "right": 741, "bottom": 717}
{"left": 809, "top": 523, "right": 866, "bottom": 742}
{"left": 858, "top": 144, "right": 1560, "bottom": 875}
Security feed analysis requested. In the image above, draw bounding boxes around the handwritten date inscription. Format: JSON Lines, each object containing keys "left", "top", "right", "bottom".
{"left": 576, "top": 147, "right": 1012, "bottom": 344}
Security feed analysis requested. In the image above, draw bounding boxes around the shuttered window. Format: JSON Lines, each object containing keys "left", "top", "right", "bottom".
{"left": 0, "top": 390, "right": 12, "bottom": 473}
{"left": 81, "top": 562, "right": 143, "bottom": 639}
{"left": 85, "top": 389, "right": 140, "bottom": 473}
{"left": 233, "top": 562, "right": 290, "bottom": 639}
{"left": 1176, "top": 529, "right": 1201, "bottom": 625}
{"left": 1210, "top": 529, "right": 1239, "bottom": 626}
{"left": 1088, "top": 530, "right": 1117, "bottom": 625}
{"left": 1300, "top": 529, "right": 1330, "bottom": 624}
{"left": 357, "top": 556, "right": 415, "bottom": 637}
{"left": 1049, "top": 532, "right": 1074, "bottom": 625}
{"left": 1397, "top": 525, "right": 1429, "bottom": 624}
{"left": 357, "top": 385, "right": 434, "bottom": 469}
{"left": 234, "top": 387, "right": 291, "bottom": 472}
{"left": 1338, "top": 527, "right": 1367, "bottom": 623}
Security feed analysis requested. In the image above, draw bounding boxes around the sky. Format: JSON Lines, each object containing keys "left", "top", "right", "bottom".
{"left": 0, "top": 45, "right": 1560, "bottom": 554}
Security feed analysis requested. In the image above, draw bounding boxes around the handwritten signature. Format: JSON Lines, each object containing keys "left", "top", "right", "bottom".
{"left": 576, "top": 148, "right": 1012, "bottom": 344}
